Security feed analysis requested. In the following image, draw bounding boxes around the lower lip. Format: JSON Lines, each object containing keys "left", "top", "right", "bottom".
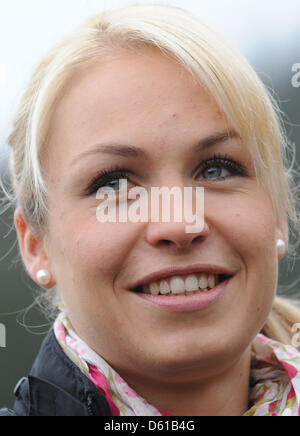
{"left": 132, "top": 278, "right": 231, "bottom": 312}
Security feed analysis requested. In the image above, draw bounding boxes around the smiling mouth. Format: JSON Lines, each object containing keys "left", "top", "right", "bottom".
{"left": 131, "top": 273, "right": 231, "bottom": 296}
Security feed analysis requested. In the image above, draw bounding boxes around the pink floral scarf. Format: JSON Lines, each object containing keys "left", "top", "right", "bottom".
{"left": 54, "top": 312, "right": 300, "bottom": 416}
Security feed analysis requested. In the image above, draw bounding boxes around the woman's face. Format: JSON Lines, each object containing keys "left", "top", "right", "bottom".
{"left": 31, "top": 47, "right": 284, "bottom": 382}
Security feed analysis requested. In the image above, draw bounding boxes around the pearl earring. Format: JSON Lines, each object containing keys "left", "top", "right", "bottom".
{"left": 277, "top": 239, "right": 286, "bottom": 257}
{"left": 36, "top": 269, "right": 52, "bottom": 286}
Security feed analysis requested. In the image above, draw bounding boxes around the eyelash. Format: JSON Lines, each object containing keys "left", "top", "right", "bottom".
{"left": 85, "top": 153, "right": 248, "bottom": 196}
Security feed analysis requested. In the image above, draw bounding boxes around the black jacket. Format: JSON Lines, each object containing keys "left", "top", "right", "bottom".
{"left": 0, "top": 329, "right": 112, "bottom": 416}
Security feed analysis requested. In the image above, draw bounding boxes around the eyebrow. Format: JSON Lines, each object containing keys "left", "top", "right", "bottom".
{"left": 71, "top": 130, "right": 239, "bottom": 166}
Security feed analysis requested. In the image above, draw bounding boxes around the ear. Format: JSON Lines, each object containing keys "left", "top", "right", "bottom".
{"left": 14, "top": 207, "right": 55, "bottom": 288}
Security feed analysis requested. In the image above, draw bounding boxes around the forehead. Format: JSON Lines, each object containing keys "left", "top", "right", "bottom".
{"left": 44, "top": 47, "right": 229, "bottom": 173}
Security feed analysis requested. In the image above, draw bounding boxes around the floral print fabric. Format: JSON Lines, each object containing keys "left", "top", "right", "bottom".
{"left": 54, "top": 312, "right": 300, "bottom": 416}
{"left": 245, "top": 335, "right": 300, "bottom": 416}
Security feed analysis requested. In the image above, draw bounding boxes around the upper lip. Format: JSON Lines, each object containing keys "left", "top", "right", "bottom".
{"left": 129, "top": 264, "right": 234, "bottom": 290}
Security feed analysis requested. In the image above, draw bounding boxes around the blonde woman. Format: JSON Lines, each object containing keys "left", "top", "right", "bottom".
{"left": 1, "top": 3, "right": 300, "bottom": 416}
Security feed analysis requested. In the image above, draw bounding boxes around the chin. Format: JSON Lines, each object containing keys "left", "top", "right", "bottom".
{"left": 140, "top": 325, "right": 252, "bottom": 380}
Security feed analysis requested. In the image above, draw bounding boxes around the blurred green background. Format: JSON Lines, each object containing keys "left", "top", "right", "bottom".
{"left": 0, "top": 0, "right": 300, "bottom": 410}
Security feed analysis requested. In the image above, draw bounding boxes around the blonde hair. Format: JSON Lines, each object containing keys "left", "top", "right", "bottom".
{"left": 1, "top": 2, "right": 299, "bottom": 346}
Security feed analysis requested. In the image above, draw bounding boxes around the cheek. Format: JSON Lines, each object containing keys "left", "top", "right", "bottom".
{"left": 51, "top": 213, "right": 140, "bottom": 282}
{"left": 229, "top": 211, "right": 275, "bottom": 262}
{"left": 213, "top": 191, "right": 278, "bottom": 320}
{"left": 208, "top": 189, "right": 277, "bottom": 262}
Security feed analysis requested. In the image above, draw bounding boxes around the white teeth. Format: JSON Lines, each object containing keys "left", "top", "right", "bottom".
{"left": 145, "top": 273, "right": 220, "bottom": 295}
{"left": 185, "top": 275, "right": 199, "bottom": 292}
{"left": 170, "top": 277, "right": 185, "bottom": 294}
{"left": 208, "top": 274, "right": 215, "bottom": 289}
{"left": 160, "top": 280, "right": 170, "bottom": 295}
{"left": 149, "top": 282, "right": 159, "bottom": 295}
{"left": 199, "top": 274, "right": 208, "bottom": 290}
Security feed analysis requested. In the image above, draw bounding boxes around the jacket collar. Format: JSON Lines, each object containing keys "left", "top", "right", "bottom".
{"left": 14, "top": 329, "right": 111, "bottom": 416}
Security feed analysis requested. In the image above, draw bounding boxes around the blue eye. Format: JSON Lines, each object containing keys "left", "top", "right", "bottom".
{"left": 85, "top": 154, "right": 248, "bottom": 196}
{"left": 201, "top": 165, "right": 233, "bottom": 180}
{"left": 100, "top": 179, "right": 123, "bottom": 191}
{"left": 85, "top": 166, "right": 131, "bottom": 196}
{"left": 202, "top": 166, "right": 228, "bottom": 179}
{"left": 197, "top": 154, "right": 248, "bottom": 181}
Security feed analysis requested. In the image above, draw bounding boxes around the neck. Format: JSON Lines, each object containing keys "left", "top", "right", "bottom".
{"left": 119, "top": 347, "right": 252, "bottom": 416}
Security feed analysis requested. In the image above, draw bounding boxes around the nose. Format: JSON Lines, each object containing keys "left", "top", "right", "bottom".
{"left": 145, "top": 187, "right": 210, "bottom": 250}
{"left": 146, "top": 219, "right": 210, "bottom": 250}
